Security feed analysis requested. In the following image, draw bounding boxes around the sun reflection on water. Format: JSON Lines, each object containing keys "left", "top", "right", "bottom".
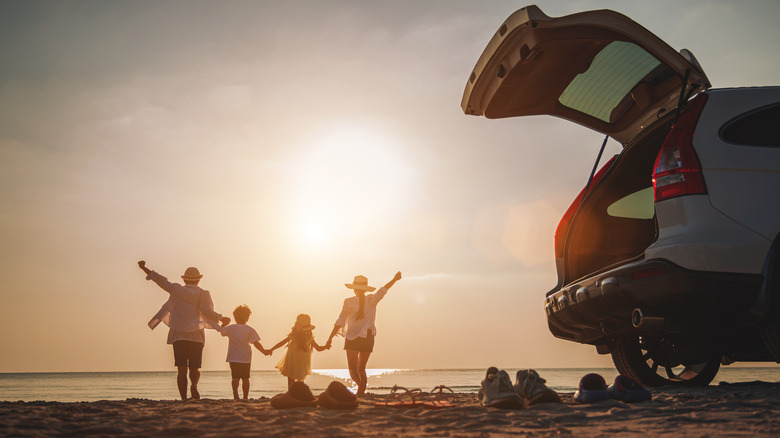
{"left": 312, "top": 369, "right": 405, "bottom": 393}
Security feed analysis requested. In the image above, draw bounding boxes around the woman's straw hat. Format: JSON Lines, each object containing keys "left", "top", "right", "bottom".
{"left": 270, "top": 381, "right": 318, "bottom": 409}
{"left": 295, "top": 314, "right": 316, "bottom": 330}
{"left": 317, "top": 381, "right": 358, "bottom": 410}
{"left": 345, "top": 275, "right": 376, "bottom": 292}
{"left": 181, "top": 267, "right": 203, "bottom": 281}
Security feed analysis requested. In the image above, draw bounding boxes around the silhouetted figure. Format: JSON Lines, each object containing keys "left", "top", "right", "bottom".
{"left": 269, "top": 314, "right": 328, "bottom": 389}
{"left": 218, "top": 305, "right": 271, "bottom": 400}
{"left": 325, "top": 271, "right": 402, "bottom": 395}
{"left": 138, "top": 260, "right": 230, "bottom": 401}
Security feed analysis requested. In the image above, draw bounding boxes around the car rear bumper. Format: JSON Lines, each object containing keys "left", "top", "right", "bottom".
{"left": 544, "top": 258, "right": 763, "bottom": 345}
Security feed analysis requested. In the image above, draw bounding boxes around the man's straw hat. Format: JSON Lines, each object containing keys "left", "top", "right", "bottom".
{"left": 181, "top": 267, "right": 203, "bottom": 281}
{"left": 345, "top": 275, "right": 375, "bottom": 292}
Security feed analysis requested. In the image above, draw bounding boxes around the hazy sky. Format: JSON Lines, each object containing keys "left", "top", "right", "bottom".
{"left": 1, "top": 0, "right": 778, "bottom": 372}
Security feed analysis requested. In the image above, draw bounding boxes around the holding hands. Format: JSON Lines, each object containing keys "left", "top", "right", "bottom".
{"left": 253, "top": 341, "right": 272, "bottom": 357}
{"left": 313, "top": 340, "right": 328, "bottom": 352}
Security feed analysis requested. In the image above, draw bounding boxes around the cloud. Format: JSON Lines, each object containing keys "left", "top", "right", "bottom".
{"left": 403, "top": 273, "right": 463, "bottom": 281}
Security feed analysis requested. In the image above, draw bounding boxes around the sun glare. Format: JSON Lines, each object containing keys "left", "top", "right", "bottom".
{"left": 289, "top": 122, "right": 411, "bottom": 248}
{"left": 313, "top": 369, "right": 403, "bottom": 393}
{"left": 303, "top": 221, "right": 325, "bottom": 244}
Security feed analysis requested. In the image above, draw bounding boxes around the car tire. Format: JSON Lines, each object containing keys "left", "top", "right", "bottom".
{"left": 760, "top": 320, "right": 780, "bottom": 361}
{"left": 611, "top": 337, "right": 721, "bottom": 387}
{"left": 759, "top": 240, "right": 780, "bottom": 361}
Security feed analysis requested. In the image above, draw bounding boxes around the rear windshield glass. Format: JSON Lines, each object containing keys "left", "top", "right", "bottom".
{"left": 558, "top": 41, "right": 665, "bottom": 123}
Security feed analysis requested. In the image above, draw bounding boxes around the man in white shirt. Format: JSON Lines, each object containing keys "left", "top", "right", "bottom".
{"left": 139, "top": 260, "right": 230, "bottom": 401}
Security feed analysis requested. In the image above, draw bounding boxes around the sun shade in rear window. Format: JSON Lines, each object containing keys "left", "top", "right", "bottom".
{"left": 558, "top": 41, "right": 662, "bottom": 123}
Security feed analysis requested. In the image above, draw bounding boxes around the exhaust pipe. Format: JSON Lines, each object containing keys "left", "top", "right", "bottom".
{"left": 631, "top": 308, "right": 664, "bottom": 329}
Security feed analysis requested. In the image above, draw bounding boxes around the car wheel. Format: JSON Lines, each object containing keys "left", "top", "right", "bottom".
{"left": 759, "top": 246, "right": 780, "bottom": 360}
{"left": 760, "top": 326, "right": 780, "bottom": 359}
{"left": 760, "top": 317, "right": 780, "bottom": 361}
{"left": 611, "top": 336, "right": 720, "bottom": 387}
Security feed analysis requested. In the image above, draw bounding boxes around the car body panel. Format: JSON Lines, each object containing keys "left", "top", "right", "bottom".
{"left": 693, "top": 87, "right": 780, "bottom": 241}
{"left": 544, "top": 257, "right": 763, "bottom": 345}
{"left": 461, "top": 5, "right": 710, "bottom": 144}
{"left": 647, "top": 195, "right": 771, "bottom": 274}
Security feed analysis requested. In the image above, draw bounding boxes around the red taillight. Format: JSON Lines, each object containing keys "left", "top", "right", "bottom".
{"left": 555, "top": 156, "right": 616, "bottom": 258}
{"left": 652, "top": 94, "right": 708, "bottom": 202}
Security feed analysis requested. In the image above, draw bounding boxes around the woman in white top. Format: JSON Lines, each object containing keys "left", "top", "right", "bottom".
{"left": 326, "top": 271, "right": 402, "bottom": 395}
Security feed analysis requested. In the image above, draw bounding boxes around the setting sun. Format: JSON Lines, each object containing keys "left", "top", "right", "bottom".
{"left": 288, "top": 121, "right": 412, "bottom": 248}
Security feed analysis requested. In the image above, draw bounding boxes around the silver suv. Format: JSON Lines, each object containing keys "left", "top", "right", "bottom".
{"left": 462, "top": 5, "right": 780, "bottom": 386}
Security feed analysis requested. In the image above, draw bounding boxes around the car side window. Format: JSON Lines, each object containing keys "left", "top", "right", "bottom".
{"left": 719, "top": 103, "right": 780, "bottom": 147}
{"left": 607, "top": 187, "right": 655, "bottom": 219}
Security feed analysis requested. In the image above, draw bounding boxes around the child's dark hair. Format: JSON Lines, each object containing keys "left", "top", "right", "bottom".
{"left": 233, "top": 305, "right": 252, "bottom": 324}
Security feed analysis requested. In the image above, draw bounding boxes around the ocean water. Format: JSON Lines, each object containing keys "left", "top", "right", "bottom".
{"left": 1, "top": 367, "right": 779, "bottom": 402}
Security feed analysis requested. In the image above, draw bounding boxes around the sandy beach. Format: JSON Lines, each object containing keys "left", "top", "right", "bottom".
{"left": 2, "top": 381, "right": 779, "bottom": 437}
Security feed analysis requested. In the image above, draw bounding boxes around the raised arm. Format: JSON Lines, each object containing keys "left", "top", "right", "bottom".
{"left": 138, "top": 260, "right": 176, "bottom": 292}
{"left": 138, "top": 260, "right": 151, "bottom": 275}
{"left": 382, "top": 271, "right": 402, "bottom": 291}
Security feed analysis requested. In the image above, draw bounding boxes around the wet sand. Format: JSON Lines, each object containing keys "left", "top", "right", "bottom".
{"left": 2, "top": 381, "right": 779, "bottom": 437}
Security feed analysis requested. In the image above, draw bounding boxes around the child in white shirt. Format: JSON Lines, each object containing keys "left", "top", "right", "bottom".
{"left": 219, "top": 305, "right": 270, "bottom": 400}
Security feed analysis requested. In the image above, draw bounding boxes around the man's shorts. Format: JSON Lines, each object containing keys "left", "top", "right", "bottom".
{"left": 229, "top": 362, "right": 251, "bottom": 379}
{"left": 173, "top": 340, "right": 204, "bottom": 368}
{"left": 344, "top": 332, "right": 375, "bottom": 353}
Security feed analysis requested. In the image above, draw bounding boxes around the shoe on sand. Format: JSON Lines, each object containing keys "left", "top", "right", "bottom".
{"left": 478, "top": 367, "right": 523, "bottom": 409}
{"left": 573, "top": 373, "right": 611, "bottom": 403}
{"left": 373, "top": 385, "right": 424, "bottom": 408}
{"left": 514, "top": 369, "right": 561, "bottom": 405}
{"left": 608, "top": 375, "right": 652, "bottom": 402}
{"left": 423, "top": 385, "right": 457, "bottom": 409}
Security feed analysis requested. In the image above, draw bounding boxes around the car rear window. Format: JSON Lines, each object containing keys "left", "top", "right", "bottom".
{"left": 558, "top": 41, "right": 668, "bottom": 124}
{"left": 719, "top": 103, "right": 780, "bottom": 146}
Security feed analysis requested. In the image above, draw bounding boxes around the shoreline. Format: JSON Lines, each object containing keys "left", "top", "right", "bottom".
{"left": 4, "top": 367, "right": 780, "bottom": 403}
{"left": 2, "top": 381, "right": 779, "bottom": 437}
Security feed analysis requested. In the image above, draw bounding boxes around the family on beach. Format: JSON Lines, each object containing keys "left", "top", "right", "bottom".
{"left": 138, "top": 260, "right": 402, "bottom": 401}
